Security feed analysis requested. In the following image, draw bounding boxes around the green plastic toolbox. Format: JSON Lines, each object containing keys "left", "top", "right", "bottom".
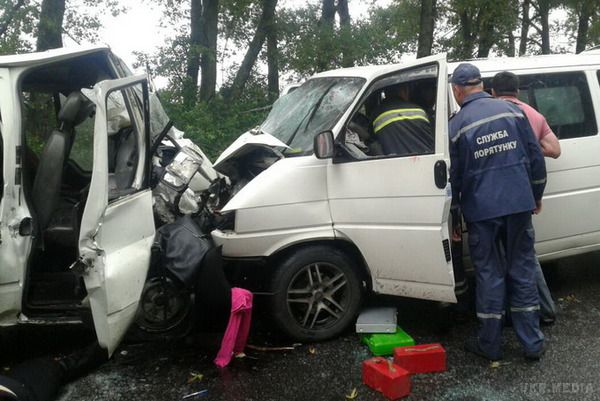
{"left": 361, "top": 326, "right": 415, "bottom": 356}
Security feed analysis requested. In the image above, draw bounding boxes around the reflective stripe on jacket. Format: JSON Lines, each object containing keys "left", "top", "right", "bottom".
{"left": 373, "top": 108, "right": 429, "bottom": 133}
{"left": 449, "top": 92, "right": 546, "bottom": 223}
{"left": 371, "top": 100, "right": 434, "bottom": 156}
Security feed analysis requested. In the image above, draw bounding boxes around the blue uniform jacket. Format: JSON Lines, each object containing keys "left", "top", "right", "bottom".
{"left": 449, "top": 92, "right": 547, "bottom": 223}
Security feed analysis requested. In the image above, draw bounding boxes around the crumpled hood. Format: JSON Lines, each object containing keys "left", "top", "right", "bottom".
{"left": 213, "top": 130, "right": 289, "bottom": 172}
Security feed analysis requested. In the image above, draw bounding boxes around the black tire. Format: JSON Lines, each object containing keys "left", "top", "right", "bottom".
{"left": 126, "top": 276, "right": 193, "bottom": 342}
{"left": 271, "top": 245, "right": 363, "bottom": 342}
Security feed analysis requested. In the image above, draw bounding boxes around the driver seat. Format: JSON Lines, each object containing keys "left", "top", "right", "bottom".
{"left": 32, "top": 91, "right": 95, "bottom": 246}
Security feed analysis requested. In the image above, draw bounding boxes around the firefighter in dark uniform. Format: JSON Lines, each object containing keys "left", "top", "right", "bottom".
{"left": 371, "top": 83, "right": 434, "bottom": 156}
{"left": 449, "top": 63, "right": 547, "bottom": 361}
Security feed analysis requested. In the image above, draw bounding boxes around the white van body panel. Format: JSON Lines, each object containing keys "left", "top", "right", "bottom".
{"left": 215, "top": 156, "right": 334, "bottom": 257}
{"left": 0, "top": 67, "right": 32, "bottom": 325}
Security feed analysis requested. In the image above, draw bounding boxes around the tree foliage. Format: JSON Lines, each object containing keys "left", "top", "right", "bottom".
{"left": 4, "top": 0, "right": 600, "bottom": 160}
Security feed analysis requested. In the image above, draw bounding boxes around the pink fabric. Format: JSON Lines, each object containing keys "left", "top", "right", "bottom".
{"left": 214, "top": 288, "right": 253, "bottom": 368}
{"left": 500, "top": 96, "right": 554, "bottom": 141}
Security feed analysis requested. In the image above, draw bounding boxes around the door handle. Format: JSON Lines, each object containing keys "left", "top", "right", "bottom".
{"left": 434, "top": 160, "right": 448, "bottom": 189}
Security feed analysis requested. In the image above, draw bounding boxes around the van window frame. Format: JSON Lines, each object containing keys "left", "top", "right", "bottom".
{"left": 333, "top": 62, "right": 441, "bottom": 164}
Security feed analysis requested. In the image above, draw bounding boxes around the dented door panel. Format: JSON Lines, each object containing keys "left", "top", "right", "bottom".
{"left": 79, "top": 75, "right": 154, "bottom": 356}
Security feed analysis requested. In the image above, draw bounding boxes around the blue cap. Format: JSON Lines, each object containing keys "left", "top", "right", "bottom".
{"left": 451, "top": 63, "right": 482, "bottom": 86}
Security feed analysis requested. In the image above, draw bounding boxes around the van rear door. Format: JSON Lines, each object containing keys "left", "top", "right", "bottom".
{"left": 78, "top": 75, "right": 155, "bottom": 356}
{"left": 327, "top": 54, "right": 456, "bottom": 302}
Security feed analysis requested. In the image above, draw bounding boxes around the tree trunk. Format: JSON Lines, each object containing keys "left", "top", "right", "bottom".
{"left": 507, "top": 31, "right": 516, "bottom": 57}
{"left": 337, "top": 0, "right": 353, "bottom": 67}
{"left": 519, "top": 0, "right": 530, "bottom": 55}
{"left": 266, "top": 11, "right": 279, "bottom": 100}
{"left": 226, "top": 0, "right": 278, "bottom": 101}
{"left": 417, "top": 0, "right": 436, "bottom": 58}
{"left": 477, "top": 14, "right": 495, "bottom": 58}
{"left": 575, "top": 2, "right": 592, "bottom": 53}
{"left": 184, "top": 0, "right": 203, "bottom": 106}
{"left": 36, "top": 0, "right": 65, "bottom": 51}
{"left": 199, "top": 0, "right": 219, "bottom": 102}
{"left": 457, "top": 10, "right": 475, "bottom": 59}
{"left": 538, "top": 0, "right": 551, "bottom": 54}
{"left": 320, "top": 0, "right": 336, "bottom": 26}
{"left": 316, "top": 0, "right": 336, "bottom": 71}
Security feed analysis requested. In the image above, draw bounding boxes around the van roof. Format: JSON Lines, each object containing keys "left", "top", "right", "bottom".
{"left": 0, "top": 45, "right": 110, "bottom": 68}
{"left": 312, "top": 51, "right": 600, "bottom": 81}
{"left": 449, "top": 51, "right": 600, "bottom": 76}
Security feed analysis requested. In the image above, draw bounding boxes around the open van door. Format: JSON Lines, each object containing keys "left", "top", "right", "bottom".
{"left": 327, "top": 54, "right": 456, "bottom": 302}
{"left": 78, "top": 75, "right": 155, "bottom": 356}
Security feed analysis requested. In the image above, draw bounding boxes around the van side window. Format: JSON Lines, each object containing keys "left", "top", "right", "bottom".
{"left": 106, "top": 86, "right": 144, "bottom": 199}
{"left": 340, "top": 64, "right": 438, "bottom": 160}
{"left": 512, "top": 72, "right": 596, "bottom": 140}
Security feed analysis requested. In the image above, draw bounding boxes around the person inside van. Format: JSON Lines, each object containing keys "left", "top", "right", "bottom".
{"left": 370, "top": 83, "right": 434, "bottom": 157}
{"left": 492, "top": 71, "right": 561, "bottom": 325}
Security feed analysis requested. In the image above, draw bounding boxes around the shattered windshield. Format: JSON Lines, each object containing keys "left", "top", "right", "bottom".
{"left": 261, "top": 77, "right": 365, "bottom": 156}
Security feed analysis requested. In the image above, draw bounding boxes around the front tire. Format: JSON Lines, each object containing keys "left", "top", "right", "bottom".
{"left": 271, "top": 245, "right": 363, "bottom": 342}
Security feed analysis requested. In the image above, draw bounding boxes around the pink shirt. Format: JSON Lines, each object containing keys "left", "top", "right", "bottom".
{"left": 500, "top": 96, "right": 554, "bottom": 141}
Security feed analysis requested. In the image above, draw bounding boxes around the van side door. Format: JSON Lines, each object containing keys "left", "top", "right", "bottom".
{"left": 0, "top": 68, "right": 30, "bottom": 325}
{"left": 79, "top": 75, "right": 155, "bottom": 356}
{"left": 327, "top": 54, "right": 456, "bottom": 302}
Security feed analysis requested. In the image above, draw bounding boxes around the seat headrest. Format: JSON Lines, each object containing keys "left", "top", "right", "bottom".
{"left": 58, "top": 91, "right": 95, "bottom": 128}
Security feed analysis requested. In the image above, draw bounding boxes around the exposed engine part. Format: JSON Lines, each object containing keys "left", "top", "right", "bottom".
{"left": 152, "top": 137, "right": 221, "bottom": 225}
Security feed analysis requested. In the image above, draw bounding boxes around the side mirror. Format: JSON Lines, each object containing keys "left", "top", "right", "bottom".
{"left": 314, "top": 131, "right": 335, "bottom": 159}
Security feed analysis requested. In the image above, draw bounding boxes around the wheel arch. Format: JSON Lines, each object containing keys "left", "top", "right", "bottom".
{"left": 267, "top": 239, "right": 373, "bottom": 293}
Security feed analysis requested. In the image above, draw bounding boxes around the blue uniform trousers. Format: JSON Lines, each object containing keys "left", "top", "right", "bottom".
{"left": 467, "top": 212, "right": 544, "bottom": 359}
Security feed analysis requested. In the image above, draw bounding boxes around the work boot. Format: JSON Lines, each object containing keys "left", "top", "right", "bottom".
{"left": 524, "top": 345, "right": 545, "bottom": 361}
{"left": 464, "top": 337, "right": 502, "bottom": 361}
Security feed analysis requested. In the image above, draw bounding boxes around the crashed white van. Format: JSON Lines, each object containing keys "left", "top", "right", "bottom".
{"left": 0, "top": 46, "right": 177, "bottom": 356}
{"left": 211, "top": 50, "right": 600, "bottom": 342}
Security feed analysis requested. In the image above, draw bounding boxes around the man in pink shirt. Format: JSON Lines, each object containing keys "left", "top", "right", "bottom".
{"left": 492, "top": 71, "right": 561, "bottom": 325}
{"left": 492, "top": 72, "right": 561, "bottom": 159}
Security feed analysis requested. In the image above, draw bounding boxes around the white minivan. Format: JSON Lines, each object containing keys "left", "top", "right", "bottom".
{"left": 211, "top": 50, "right": 600, "bottom": 341}
{"left": 3, "top": 47, "right": 600, "bottom": 354}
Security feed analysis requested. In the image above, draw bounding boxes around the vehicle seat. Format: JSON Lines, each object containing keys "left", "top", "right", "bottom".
{"left": 109, "top": 127, "right": 138, "bottom": 196}
{"left": 32, "top": 91, "right": 94, "bottom": 246}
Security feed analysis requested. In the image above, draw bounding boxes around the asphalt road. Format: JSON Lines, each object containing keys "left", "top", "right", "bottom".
{"left": 3, "top": 251, "right": 600, "bottom": 401}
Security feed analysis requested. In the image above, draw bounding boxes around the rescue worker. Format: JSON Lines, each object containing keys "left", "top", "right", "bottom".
{"left": 371, "top": 83, "right": 434, "bottom": 156}
{"left": 492, "top": 71, "right": 561, "bottom": 325}
{"left": 449, "top": 63, "right": 547, "bottom": 361}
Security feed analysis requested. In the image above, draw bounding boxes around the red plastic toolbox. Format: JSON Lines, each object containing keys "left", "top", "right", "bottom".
{"left": 393, "top": 343, "right": 446, "bottom": 374}
{"left": 362, "top": 357, "right": 411, "bottom": 400}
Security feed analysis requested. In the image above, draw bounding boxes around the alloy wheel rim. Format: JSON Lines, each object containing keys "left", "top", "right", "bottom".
{"left": 286, "top": 262, "right": 349, "bottom": 330}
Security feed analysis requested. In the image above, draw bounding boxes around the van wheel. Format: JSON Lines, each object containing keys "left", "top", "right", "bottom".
{"left": 271, "top": 245, "right": 363, "bottom": 342}
{"left": 127, "top": 276, "right": 193, "bottom": 342}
